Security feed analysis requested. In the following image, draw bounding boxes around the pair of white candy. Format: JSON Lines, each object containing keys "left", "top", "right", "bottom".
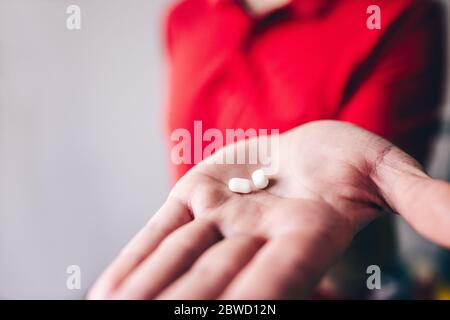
{"left": 228, "top": 169, "right": 270, "bottom": 194}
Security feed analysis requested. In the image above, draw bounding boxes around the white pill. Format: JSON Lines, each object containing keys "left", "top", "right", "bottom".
{"left": 228, "top": 178, "right": 253, "bottom": 194}
{"left": 252, "top": 169, "right": 269, "bottom": 190}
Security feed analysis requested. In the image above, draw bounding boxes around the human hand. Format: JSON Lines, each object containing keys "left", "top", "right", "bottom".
{"left": 89, "top": 120, "right": 450, "bottom": 299}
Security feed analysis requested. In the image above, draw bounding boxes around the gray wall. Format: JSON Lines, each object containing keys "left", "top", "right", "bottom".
{"left": 0, "top": 0, "right": 449, "bottom": 299}
{"left": 0, "top": 0, "right": 170, "bottom": 299}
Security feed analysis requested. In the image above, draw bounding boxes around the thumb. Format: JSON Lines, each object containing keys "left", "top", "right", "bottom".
{"left": 370, "top": 145, "right": 450, "bottom": 248}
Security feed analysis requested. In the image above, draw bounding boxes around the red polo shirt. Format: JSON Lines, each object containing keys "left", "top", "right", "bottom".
{"left": 164, "top": 0, "right": 445, "bottom": 181}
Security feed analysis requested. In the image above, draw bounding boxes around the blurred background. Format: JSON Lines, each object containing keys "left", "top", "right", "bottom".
{"left": 0, "top": 0, "right": 449, "bottom": 299}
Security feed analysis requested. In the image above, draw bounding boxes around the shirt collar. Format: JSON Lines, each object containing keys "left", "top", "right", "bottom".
{"left": 206, "top": 0, "right": 334, "bottom": 18}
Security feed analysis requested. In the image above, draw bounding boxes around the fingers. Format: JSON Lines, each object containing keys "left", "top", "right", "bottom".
{"left": 370, "top": 145, "right": 450, "bottom": 248}
{"left": 113, "top": 219, "right": 222, "bottom": 299}
{"left": 220, "top": 231, "right": 343, "bottom": 300}
{"left": 157, "top": 235, "right": 265, "bottom": 300}
{"left": 88, "top": 198, "right": 193, "bottom": 299}
{"left": 385, "top": 174, "right": 450, "bottom": 247}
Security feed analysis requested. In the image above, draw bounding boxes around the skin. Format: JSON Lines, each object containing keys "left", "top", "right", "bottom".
{"left": 88, "top": 120, "right": 450, "bottom": 300}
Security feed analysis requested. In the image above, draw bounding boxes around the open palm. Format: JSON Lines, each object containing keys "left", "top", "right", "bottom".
{"left": 89, "top": 121, "right": 450, "bottom": 300}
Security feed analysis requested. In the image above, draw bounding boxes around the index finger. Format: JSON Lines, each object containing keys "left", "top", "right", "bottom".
{"left": 88, "top": 197, "right": 192, "bottom": 299}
